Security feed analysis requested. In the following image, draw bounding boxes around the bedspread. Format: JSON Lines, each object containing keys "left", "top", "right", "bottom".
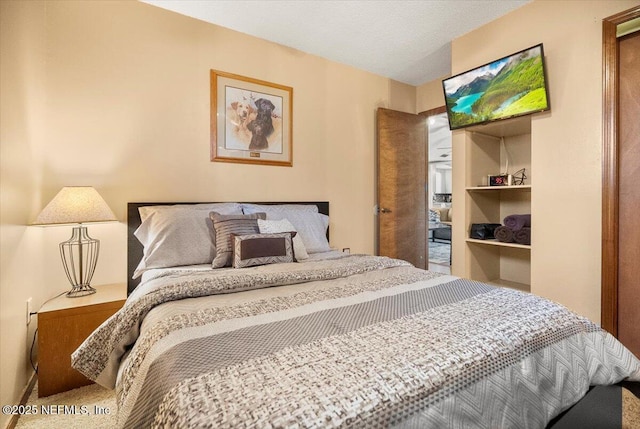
{"left": 72, "top": 255, "right": 640, "bottom": 428}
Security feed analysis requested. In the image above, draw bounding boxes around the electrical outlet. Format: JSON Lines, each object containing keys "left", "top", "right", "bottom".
{"left": 26, "top": 297, "right": 32, "bottom": 325}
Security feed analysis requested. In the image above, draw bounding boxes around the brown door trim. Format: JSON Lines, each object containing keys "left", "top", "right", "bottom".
{"left": 419, "top": 106, "right": 447, "bottom": 117}
{"left": 601, "top": 6, "right": 640, "bottom": 335}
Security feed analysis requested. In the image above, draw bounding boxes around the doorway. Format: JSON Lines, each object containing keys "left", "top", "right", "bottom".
{"left": 424, "top": 108, "right": 452, "bottom": 274}
{"left": 375, "top": 107, "right": 453, "bottom": 273}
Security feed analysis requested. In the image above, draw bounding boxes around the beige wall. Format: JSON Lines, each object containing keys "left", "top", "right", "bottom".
{"left": 1, "top": 1, "right": 48, "bottom": 425}
{"left": 0, "top": 0, "right": 415, "bottom": 422}
{"left": 444, "top": 0, "right": 638, "bottom": 323}
{"left": 416, "top": 77, "right": 447, "bottom": 113}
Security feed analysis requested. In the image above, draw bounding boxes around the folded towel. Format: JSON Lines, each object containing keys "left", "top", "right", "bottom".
{"left": 514, "top": 227, "right": 531, "bottom": 245}
{"left": 494, "top": 226, "right": 515, "bottom": 243}
{"left": 503, "top": 214, "right": 531, "bottom": 231}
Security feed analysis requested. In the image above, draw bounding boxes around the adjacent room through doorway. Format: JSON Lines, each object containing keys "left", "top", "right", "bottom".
{"left": 426, "top": 109, "right": 452, "bottom": 274}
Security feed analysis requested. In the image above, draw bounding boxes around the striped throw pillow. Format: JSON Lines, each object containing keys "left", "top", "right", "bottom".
{"left": 210, "top": 212, "right": 266, "bottom": 268}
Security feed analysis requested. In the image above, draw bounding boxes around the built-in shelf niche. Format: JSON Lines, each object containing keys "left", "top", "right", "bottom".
{"left": 463, "top": 115, "right": 532, "bottom": 292}
{"left": 466, "top": 241, "right": 530, "bottom": 291}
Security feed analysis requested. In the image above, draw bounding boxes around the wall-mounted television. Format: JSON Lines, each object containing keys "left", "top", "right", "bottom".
{"left": 442, "top": 44, "right": 550, "bottom": 130}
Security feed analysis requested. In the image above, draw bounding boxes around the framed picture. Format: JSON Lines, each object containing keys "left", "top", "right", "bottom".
{"left": 210, "top": 70, "right": 293, "bottom": 166}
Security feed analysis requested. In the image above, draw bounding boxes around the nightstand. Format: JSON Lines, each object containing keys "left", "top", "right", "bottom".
{"left": 37, "top": 282, "right": 126, "bottom": 397}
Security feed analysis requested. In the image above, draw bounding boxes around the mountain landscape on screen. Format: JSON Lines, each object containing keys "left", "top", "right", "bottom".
{"left": 443, "top": 44, "right": 550, "bottom": 130}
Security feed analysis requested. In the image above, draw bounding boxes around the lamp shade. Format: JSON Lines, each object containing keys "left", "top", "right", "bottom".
{"left": 33, "top": 186, "right": 117, "bottom": 225}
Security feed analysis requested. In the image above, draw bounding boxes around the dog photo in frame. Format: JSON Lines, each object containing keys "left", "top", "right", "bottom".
{"left": 210, "top": 70, "right": 293, "bottom": 166}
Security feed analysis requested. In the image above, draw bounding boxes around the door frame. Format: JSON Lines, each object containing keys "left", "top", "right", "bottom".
{"left": 419, "top": 106, "right": 447, "bottom": 118}
{"left": 601, "top": 5, "right": 640, "bottom": 335}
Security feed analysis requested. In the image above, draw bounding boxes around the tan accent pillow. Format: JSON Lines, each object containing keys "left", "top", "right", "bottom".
{"left": 232, "top": 232, "right": 295, "bottom": 268}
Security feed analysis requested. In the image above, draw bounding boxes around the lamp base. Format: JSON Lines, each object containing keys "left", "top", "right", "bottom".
{"left": 60, "top": 225, "right": 100, "bottom": 298}
{"left": 66, "top": 284, "right": 97, "bottom": 298}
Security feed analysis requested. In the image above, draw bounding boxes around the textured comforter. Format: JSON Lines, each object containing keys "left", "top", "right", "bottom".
{"left": 72, "top": 255, "right": 640, "bottom": 428}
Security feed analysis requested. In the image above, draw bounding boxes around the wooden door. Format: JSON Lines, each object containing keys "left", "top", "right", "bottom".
{"left": 602, "top": 5, "right": 640, "bottom": 358}
{"left": 376, "top": 108, "right": 427, "bottom": 269}
{"left": 617, "top": 30, "right": 640, "bottom": 358}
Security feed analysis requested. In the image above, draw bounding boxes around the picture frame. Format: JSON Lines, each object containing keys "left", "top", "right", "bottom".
{"left": 210, "top": 70, "right": 293, "bottom": 166}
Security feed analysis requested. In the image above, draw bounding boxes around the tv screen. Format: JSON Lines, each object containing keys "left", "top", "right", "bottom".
{"left": 442, "top": 44, "right": 550, "bottom": 130}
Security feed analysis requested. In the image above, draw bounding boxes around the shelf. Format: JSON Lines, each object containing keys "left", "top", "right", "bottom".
{"left": 466, "top": 238, "right": 531, "bottom": 250}
{"left": 486, "top": 278, "right": 530, "bottom": 292}
{"left": 465, "top": 116, "right": 531, "bottom": 138}
{"left": 466, "top": 185, "right": 531, "bottom": 192}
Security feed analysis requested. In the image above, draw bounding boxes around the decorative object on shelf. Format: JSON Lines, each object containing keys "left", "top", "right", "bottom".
{"left": 514, "top": 227, "right": 531, "bottom": 245}
{"left": 494, "top": 225, "right": 515, "bottom": 243}
{"left": 33, "top": 187, "right": 117, "bottom": 297}
{"left": 512, "top": 168, "right": 527, "bottom": 186}
{"left": 488, "top": 174, "right": 513, "bottom": 186}
{"left": 503, "top": 213, "right": 531, "bottom": 231}
{"left": 469, "top": 223, "right": 502, "bottom": 240}
{"left": 494, "top": 214, "right": 532, "bottom": 245}
{"left": 210, "top": 69, "right": 293, "bottom": 167}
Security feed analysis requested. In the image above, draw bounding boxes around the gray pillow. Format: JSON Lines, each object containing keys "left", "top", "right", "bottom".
{"left": 242, "top": 205, "right": 330, "bottom": 252}
{"left": 133, "top": 203, "right": 242, "bottom": 278}
{"left": 210, "top": 212, "right": 267, "bottom": 268}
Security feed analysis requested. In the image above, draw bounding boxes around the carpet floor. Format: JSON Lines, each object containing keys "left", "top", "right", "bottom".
{"left": 15, "top": 382, "right": 116, "bottom": 429}
{"left": 428, "top": 240, "right": 450, "bottom": 265}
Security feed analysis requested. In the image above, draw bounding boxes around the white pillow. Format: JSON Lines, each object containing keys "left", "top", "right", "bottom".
{"left": 133, "top": 203, "right": 243, "bottom": 278}
{"left": 258, "top": 218, "right": 309, "bottom": 261}
{"left": 139, "top": 203, "right": 242, "bottom": 222}
{"left": 290, "top": 212, "right": 330, "bottom": 253}
{"left": 242, "top": 203, "right": 319, "bottom": 215}
{"left": 252, "top": 210, "right": 329, "bottom": 254}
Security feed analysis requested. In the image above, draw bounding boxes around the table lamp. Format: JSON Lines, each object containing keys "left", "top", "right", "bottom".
{"left": 33, "top": 186, "right": 117, "bottom": 297}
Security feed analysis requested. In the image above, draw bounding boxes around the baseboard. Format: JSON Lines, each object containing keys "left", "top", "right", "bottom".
{"left": 4, "top": 371, "right": 37, "bottom": 429}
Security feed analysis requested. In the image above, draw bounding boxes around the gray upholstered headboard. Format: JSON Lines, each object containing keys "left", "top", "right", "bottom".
{"left": 127, "top": 201, "right": 329, "bottom": 295}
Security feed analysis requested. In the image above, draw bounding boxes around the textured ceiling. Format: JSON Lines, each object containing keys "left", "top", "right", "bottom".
{"left": 141, "top": 0, "right": 530, "bottom": 86}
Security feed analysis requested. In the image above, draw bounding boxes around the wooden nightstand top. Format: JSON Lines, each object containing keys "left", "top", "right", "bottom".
{"left": 39, "top": 282, "right": 127, "bottom": 314}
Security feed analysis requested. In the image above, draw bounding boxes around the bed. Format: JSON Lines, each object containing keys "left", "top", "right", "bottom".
{"left": 72, "top": 201, "right": 640, "bottom": 428}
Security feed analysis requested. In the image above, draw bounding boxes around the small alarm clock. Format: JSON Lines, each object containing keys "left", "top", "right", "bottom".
{"left": 488, "top": 174, "right": 513, "bottom": 186}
